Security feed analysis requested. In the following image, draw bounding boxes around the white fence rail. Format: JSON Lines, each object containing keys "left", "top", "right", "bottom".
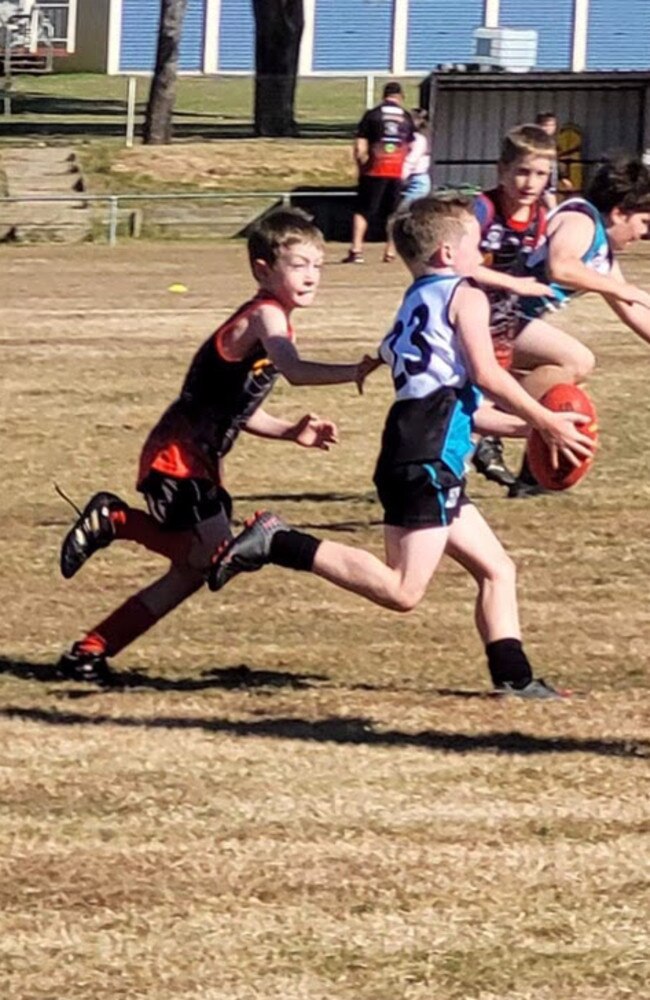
{"left": 0, "top": 189, "right": 356, "bottom": 245}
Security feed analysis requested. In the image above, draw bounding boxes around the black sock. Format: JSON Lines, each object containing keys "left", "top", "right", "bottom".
{"left": 517, "top": 454, "right": 539, "bottom": 486}
{"left": 486, "top": 638, "right": 533, "bottom": 689}
{"left": 269, "top": 529, "right": 321, "bottom": 571}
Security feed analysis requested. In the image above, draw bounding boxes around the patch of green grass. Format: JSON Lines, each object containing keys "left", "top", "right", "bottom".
{"left": 4, "top": 72, "right": 423, "bottom": 139}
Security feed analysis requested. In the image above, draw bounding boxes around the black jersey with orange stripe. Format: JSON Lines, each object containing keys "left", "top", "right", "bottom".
{"left": 137, "top": 294, "right": 292, "bottom": 487}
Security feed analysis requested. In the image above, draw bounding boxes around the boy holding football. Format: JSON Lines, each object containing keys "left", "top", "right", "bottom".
{"left": 473, "top": 137, "right": 650, "bottom": 496}
{"left": 471, "top": 124, "right": 594, "bottom": 494}
{"left": 208, "top": 196, "right": 594, "bottom": 699}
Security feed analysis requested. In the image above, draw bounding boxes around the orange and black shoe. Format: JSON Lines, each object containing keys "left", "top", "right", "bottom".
{"left": 208, "top": 510, "right": 288, "bottom": 592}
{"left": 60, "top": 491, "right": 127, "bottom": 580}
{"left": 57, "top": 643, "right": 116, "bottom": 685}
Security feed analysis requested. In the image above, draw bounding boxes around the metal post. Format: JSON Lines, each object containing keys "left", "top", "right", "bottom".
{"left": 107, "top": 195, "right": 119, "bottom": 246}
{"left": 125, "top": 75, "right": 137, "bottom": 148}
{"left": 3, "top": 26, "right": 12, "bottom": 117}
{"left": 365, "top": 73, "right": 375, "bottom": 109}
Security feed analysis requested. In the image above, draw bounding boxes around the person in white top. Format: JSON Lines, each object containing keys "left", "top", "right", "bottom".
{"left": 400, "top": 109, "right": 432, "bottom": 205}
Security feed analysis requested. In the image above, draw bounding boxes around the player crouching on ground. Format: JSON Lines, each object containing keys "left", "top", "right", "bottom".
{"left": 478, "top": 154, "right": 650, "bottom": 496}
{"left": 58, "top": 209, "right": 374, "bottom": 684}
{"left": 208, "top": 196, "right": 594, "bottom": 699}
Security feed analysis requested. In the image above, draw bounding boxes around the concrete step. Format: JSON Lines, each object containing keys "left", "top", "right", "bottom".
{"left": 1, "top": 144, "right": 92, "bottom": 243}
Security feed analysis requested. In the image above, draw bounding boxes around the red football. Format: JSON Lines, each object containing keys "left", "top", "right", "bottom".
{"left": 526, "top": 384, "right": 598, "bottom": 491}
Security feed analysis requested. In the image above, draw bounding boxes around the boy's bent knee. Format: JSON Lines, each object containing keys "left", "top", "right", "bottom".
{"left": 570, "top": 346, "right": 596, "bottom": 383}
{"left": 387, "top": 585, "right": 425, "bottom": 613}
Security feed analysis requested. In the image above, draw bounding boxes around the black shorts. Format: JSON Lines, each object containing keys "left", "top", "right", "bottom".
{"left": 356, "top": 175, "right": 402, "bottom": 223}
{"left": 138, "top": 470, "right": 232, "bottom": 531}
{"left": 374, "top": 460, "right": 468, "bottom": 528}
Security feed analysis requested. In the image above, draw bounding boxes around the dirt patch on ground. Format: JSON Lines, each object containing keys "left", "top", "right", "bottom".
{"left": 108, "top": 140, "right": 356, "bottom": 192}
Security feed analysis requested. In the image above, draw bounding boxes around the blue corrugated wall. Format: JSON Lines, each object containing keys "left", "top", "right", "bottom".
{"left": 407, "top": 0, "right": 484, "bottom": 69}
{"left": 114, "top": 1, "right": 650, "bottom": 74}
{"left": 587, "top": 0, "right": 650, "bottom": 70}
{"left": 313, "top": 0, "right": 393, "bottom": 71}
{"left": 499, "top": 0, "right": 574, "bottom": 70}
{"left": 218, "top": 0, "right": 255, "bottom": 71}
{"left": 119, "top": 0, "right": 206, "bottom": 72}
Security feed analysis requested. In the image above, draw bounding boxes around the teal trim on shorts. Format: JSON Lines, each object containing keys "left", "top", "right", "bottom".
{"left": 423, "top": 462, "right": 446, "bottom": 526}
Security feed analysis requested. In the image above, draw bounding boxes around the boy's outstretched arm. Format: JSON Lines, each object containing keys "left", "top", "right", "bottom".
{"left": 546, "top": 215, "right": 650, "bottom": 308}
{"left": 470, "top": 264, "right": 554, "bottom": 299}
{"left": 252, "top": 307, "right": 364, "bottom": 388}
{"left": 473, "top": 404, "right": 528, "bottom": 439}
{"left": 454, "top": 284, "right": 595, "bottom": 467}
{"left": 244, "top": 407, "right": 338, "bottom": 450}
{"left": 602, "top": 260, "right": 650, "bottom": 344}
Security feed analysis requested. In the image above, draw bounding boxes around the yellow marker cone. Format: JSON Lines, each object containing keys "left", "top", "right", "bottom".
{"left": 168, "top": 283, "right": 188, "bottom": 294}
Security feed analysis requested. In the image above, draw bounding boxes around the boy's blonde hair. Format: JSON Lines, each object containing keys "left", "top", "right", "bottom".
{"left": 392, "top": 195, "right": 474, "bottom": 266}
{"left": 247, "top": 207, "right": 325, "bottom": 268}
{"left": 499, "top": 124, "right": 557, "bottom": 167}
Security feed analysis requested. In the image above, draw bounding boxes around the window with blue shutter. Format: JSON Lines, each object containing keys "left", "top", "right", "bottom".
{"left": 313, "top": 0, "right": 393, "bottom": 71}
{"left": 587, "top": 0, "right": 650, "bottom": 70}
{"left": 499, "top": 0, "right": 573, "bottom": 70}
{"left": 218, "top": 0, "right": 255, "bottom": 71}
{"left": 407, "top": 0, "right": 484, "bottom": 70}
{"left": 120, "top": 0, "right": 206, "bottom": 72}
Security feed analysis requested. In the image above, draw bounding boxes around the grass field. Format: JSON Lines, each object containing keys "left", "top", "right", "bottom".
{"left": 1, "top": 237, "right": 650, "bottom": 1000}
{"left": 0, "top": 73, "right": 424, "bottom": 195}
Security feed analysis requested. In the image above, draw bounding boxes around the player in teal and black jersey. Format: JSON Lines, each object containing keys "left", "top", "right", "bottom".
{"left": 209, "top": 196, "right": 594, "bottom": 699}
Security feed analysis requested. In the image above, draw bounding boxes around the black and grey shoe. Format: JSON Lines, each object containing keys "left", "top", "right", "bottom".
{"left": 208, "top": 510, "right": 288, "bottom": 592}
{"left": 494, "top": 678, "right": 570, "bottom": 700}
{"left": 507, "top": 479, "right": 550, "bottom": 499}
{"left": 507, "top": 454, "right": 552, "bottom": 500}
{"left": 60, "top": 491, "right": 126, "bottom": 579}
{"left": 472, "top": 436, "right": 517, "bottom": 488}
{"left": 57, "top": 645, "right": 115, "bottom": 685}
{"left": 342, "top": 250, "right": 364, "bottom": 264}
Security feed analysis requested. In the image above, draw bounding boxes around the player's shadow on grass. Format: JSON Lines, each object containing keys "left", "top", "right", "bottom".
{"left": 2, "top": 705, "right": 649, "bottom": 760}
{"left": 0, "top": 655, "right": 486, "bottom": 699}
{"left": 0, "top": 656, "right": 324, "bottom": 693}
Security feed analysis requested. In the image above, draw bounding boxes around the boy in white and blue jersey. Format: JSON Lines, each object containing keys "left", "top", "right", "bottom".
{"left": 208, "top": 196, "right": 594, "bottom": 698}
{"left": 522, "top": 158, "right": 650, "bottom": 324}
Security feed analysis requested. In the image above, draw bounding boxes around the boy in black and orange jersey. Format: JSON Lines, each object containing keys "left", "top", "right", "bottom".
{"left": 58, "top": 209, "right": 373, "bottom": 683}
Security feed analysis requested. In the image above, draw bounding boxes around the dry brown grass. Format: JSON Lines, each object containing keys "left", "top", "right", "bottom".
{"left": 1, "top": 239, "right": 649, "bottom": 1000}
{"left": 89, "top": 141, "right": 356, "bottom": 194}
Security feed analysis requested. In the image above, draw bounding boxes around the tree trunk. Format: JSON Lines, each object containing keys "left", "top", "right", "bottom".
{"left": 143, "top": 0, "right": 188, "bottom": 145}
{"left": 253, "top": 0, "right": 304, "bottom": 137}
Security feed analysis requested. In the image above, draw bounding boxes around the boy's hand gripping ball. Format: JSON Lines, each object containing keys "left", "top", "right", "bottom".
{"left": 527, "top": 383, "right": 598, "bottom": 491}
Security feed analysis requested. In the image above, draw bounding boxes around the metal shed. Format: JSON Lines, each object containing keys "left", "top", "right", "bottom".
{"left": 422, "top": 70, "right": 650, "bottom": 190}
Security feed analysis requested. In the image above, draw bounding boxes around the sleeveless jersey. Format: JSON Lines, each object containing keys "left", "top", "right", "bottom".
{"left": 137, "top": 294, "right": 292, "bottom": 487}
{"left": 377, "top": 274, "right": 481, "bottom": 478}
{"left": 475, "top": 189, "right": 547, "bottom": 274}
{"left": 521, "top": 197, "right": 613, "bottom": 318}
{"left": 474, "top": 190, "right": 548, "bottom": 365}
